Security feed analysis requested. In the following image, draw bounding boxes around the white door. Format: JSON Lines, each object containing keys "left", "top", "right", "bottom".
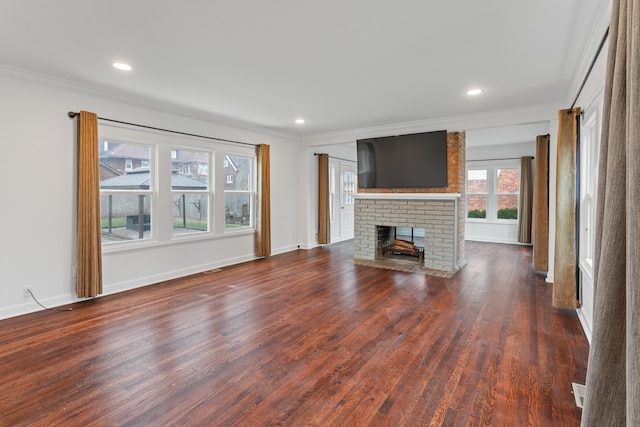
{"left": 340, "top": 164, "right": 356, "bottom": 239}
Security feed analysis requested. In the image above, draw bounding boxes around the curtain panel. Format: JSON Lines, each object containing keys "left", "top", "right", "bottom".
{"left": 76, "top": 111, "right": 103, "bottom": 298}
{"left": 517, "top": 156, "right": 533, "bottom": 243}
{"left": 317, "top": 154, "right": 330, "bottom": 245}
{"left": 255, "top": 144, "right": 271, "bottom": 257}
{"left": 582, "top": 1, "right": 640, "bottom": 425}
{"left": 553, "top": 107, "right": 581, "bottom": 310}
{"left": 532, "top": 135, "right": 550, "bottom": 271}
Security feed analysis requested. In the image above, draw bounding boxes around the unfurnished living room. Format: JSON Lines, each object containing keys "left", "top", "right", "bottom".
{"left": 1, "top": 1, "right": 638, "bottom": 426}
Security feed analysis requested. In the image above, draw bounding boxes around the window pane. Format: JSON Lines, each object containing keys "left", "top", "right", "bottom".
{"left": 99, "top": 141, "right": 153, "bottom": 244}
{"left": 343, "top": 170, "right": 355, "bottom": 205}
{"left": 225, "top": 155, "right": 251, "bottom": 191}
{"left": 496, "top": 168, "right": 519, "bottom": 194}
{"left": 99, "top": 141, "right": 151, "bottom": 177}
{"left": 467, "top": 169, "right": 487, "bottom": 193}
{"left": 171, "top": 149, "right": 208, "bottom": 190}
{"left": 467, "top": 195, "right": 487, "bottom": 218}
{"left": 101, "top": 194, "right": 151, "bottom": 242}
{"left": 225, "top": 193, "right": 251, "bottom": 228}
{"left": 497, "top": 195, "right": 518, "bottom": 219}
{"left": 496, "top": 168, "right": 519, "bottom": 219}
{"left": 173, "top": 194, "right": 209, "bottom": 235}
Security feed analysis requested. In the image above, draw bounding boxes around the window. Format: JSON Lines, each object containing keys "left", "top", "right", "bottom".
{"left": 466, "top": 162, "right": 520, "bottom": 222}
{"left": 224, "top": 154, "right": 254, "bottom": 229}
{"left": 467, "top": 169, "right": 487, "bottom": 218}
{"left": 171, "top": 149, "right": 209, "bottom": 236}
{"left": 329, "top": 164, "right": 336, "bottom": 222}
{"left": 580, "top": 107, "right": 601, "bottom": 275}
{"left": 99, "top": 141, "right": 153, "bottom": 243}
{"left": 342, "top": 170, "right": 356, "bottom": 205}
{"left": 98, "top": 130, "right": 256, "bottom": 248}
{"left": 496, "top": 168, "right": 519, "bottom": 220}
{"left": 226, "top": 175, "right": 233, "bottom": 184}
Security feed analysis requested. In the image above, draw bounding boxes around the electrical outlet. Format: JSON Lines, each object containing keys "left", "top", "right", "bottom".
{"left": 23, "top": 286, "right": 32, "bottom": 298}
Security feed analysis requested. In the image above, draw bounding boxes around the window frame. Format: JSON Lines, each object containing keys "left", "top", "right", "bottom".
{"left": 98, "top": 138, "right": 156, "bottom": 246}
{"left": 223, "top": 152, "right": 256, "bottom": 232}
{"left": 170, "top": 147, "right": 212, "bottom": 237}
{"left": 494, "top": 166, "right": 520, "bottom": 222}
{"left": 98, "top": 124, "right": 256, "bottom": 253}
{"left": 579, "top": 104, "right": 602, "bottom": 280}
{"left": 466, "top": 160, "right": 521, "bottom": 223}
{"left": 466, "top": 168, "right": 488, "bottom": 220}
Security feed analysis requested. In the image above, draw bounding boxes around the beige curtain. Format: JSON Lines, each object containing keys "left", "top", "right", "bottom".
{"left": 517, "top": 156, "right": 533, "bottom": 243}
{"left": 532, "top": 135, "right": 550, "bottom": 271}
{"left": 582, "top": 1, "right": 639, "bottom": 425}
{"left": 255, "top": 144, "right": 271, "bottom": 257}
{"left": 318, "top": 154, "right": 330, "bottom": 244}
{"left": 76, "top": 111, "right": 103, "bottom": 298}
{"left": 553, "top": 107, "right": 581, "bottom": 310}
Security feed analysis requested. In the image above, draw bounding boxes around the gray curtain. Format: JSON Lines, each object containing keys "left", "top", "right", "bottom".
{"left": 581, "top": 1, "right": 639, "bottom": 425}
{"left": 517, "top": 156, "right": 533, "bottom": 243}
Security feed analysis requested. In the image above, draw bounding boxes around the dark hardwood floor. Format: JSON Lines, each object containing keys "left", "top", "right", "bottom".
{"left": 0, "top": 241, "right": 589, "bottom": 426}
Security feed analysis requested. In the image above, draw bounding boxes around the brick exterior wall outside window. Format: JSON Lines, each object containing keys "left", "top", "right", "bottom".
{"left": 466, "top": 167, "right": 520, "bottom": 216}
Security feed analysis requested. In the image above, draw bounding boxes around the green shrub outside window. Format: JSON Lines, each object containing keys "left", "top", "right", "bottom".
{"left": 467, "top": 209, "right": 487, "bottom": 219}
{"left": 497, "top": 207, "right": 518, "bottom": 219}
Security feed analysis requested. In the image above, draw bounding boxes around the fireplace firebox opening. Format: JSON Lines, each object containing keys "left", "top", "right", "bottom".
{"left": 376, "top": 226, "right": 425, "bottom": 263}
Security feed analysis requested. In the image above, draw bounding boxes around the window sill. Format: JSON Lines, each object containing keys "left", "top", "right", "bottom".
{"left": 101, "top": 228, "right": 255, "bottom": 254}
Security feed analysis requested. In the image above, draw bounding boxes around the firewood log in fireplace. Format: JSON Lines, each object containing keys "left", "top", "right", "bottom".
{"left": 383, "top": 239, "right": 424, "bottom": 262}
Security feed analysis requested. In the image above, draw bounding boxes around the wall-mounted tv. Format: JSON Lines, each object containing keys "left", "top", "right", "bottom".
{"left": 357, "top": 130, "right": 448, "bottom": 188}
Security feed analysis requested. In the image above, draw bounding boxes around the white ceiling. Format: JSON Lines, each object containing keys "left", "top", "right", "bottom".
{"left": 0, "top": 1, "right": 608, "bottom": 139}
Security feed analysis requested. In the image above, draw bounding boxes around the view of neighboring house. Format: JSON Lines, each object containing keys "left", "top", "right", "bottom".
{"left": 100, "top": 141, "right": 150, "bottom": 173}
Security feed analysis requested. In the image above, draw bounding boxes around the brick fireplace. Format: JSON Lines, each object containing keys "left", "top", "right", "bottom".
{"left": 353, "top": 131, "right": 466, "bottom": 274}
{"left": 354, "top": 193, "right": 465, "bottom": 273}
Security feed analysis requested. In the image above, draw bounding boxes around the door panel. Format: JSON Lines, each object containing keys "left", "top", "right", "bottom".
{"left": 340, "top": 165, "right": 356, "bottom": 240}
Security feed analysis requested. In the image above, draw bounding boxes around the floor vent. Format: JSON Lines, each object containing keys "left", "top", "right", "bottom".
{"left": 572, "top": 382, "right": 586, "bottom": 408}
{"left": 202, "top": 268, "right": 222, "bottom": 275}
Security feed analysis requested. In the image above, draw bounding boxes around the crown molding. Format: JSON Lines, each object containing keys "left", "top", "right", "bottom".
{"left": 300, "top": 102, "right": 562, "bottom": 147}
{"left": 0, "top": 64, "right": 296, "bottom": 143}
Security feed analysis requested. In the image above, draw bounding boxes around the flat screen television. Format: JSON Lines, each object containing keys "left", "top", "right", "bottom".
{"left": 357, "top": 130, "right": 448, "bottom": 188}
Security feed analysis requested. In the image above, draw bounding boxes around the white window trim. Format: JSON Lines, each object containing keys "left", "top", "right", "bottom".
{"left": 579, "top": 102, "right": 602, "bottom": 281}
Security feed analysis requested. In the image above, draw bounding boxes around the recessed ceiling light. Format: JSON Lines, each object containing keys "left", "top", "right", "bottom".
{"left": 113, "top": 62, "right": 132, "bottom": 71}
{"left": 466, "top": 89, "right": 483, "bottom": 96}
{"left": 295, "top": 118, "right": 305, "bottom": 124}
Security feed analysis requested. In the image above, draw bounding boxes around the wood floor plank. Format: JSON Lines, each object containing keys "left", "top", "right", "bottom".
{"left": 0, "top": 241, "right": 589, "bottom": 426}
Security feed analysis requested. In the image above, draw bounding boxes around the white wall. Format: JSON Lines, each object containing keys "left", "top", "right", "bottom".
{"left": 0, "top": 67, "right": 299, "bottom": 319}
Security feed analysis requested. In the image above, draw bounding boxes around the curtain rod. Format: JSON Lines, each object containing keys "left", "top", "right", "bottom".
{"left": 313, "top": 153, "right": 356, "bottom": 163}
{"left": 467, "top": 156, "right": 534, "bottom": 162}
{"left": 67, "top": 112, "right": 256, "bottom": 147}
{"left": 570, "top": 25, "right": 610, "bottom": 110}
